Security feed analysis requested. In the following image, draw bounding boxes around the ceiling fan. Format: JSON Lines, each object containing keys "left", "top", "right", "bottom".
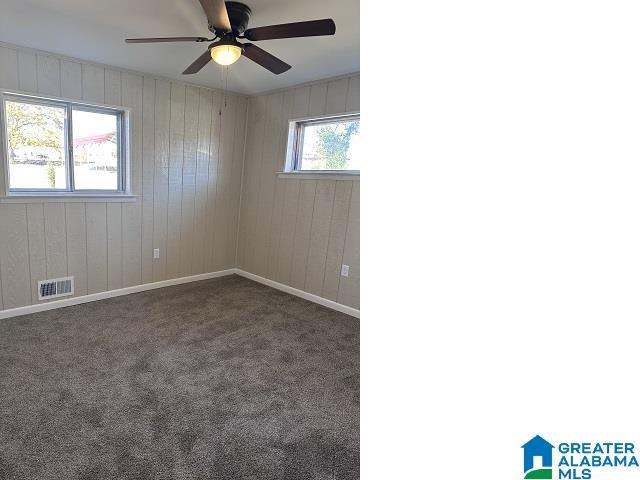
{"left": 125, "top": 0, "right": 336, "bottom": 75}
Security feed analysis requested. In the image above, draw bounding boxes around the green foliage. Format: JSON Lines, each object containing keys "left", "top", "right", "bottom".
{"left": 315, "top": 121, "right": 359, "bottom": 170}
{"left": 6, "top": 101, "right": 64, "bottom": 156}
{"left": 47, "top": 162, "right": 56, "bottom": 188}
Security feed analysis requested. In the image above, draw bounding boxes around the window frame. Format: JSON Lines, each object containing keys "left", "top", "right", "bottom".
{"left": 286, "top": 113, "right": 360, "bottom": 174}
{"left": 1, "top": 91, "right": 130, "bottom": 197}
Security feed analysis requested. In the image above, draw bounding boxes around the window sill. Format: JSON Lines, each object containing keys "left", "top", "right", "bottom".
{"left": 277, "top": 172, "right": 360, "bottom": 181}
{"left": 0, "top": 194, "right": 138, "bottom": 203}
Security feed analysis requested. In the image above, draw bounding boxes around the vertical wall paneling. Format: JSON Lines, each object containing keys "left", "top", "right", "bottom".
{"left": 60, "top": 60, "right": 82, "bottom": 99}
{"left": 322, "top": 181, "right": 353, "bottom": 301}
{"left": 203, "top": 92, "right": 222, "bottom": 271}
{"left": 304, "top": 180, "right": 336, "bottom": 295}
{"left": 289, "top": 180, "right": 317, "bottom": 290}
{"left": 0, "top": 205, "right": 31, "bottom": 308}
{"left": 293, "top": 85, "right": 312, "bottom": 118}
{"left": 81, "top": 64, "right": 105, "bottom": 103}
{"left": 104, "top": 70, "right": 123, "bottom": 290}
{"left": 17, "top": 50, "right": 37, "bottom": 92}
{"left": 140, "top": 76, "right": 156, "bottom": 283}
{"left": 152, "top": 79, "right": 171, "bottom": 281}
{"left": 121, "top": 200, "right": 141, "bottom": 287}
{"left": 324, "top": 78, "right": 349, "bottom": 115}
{"left": 0, "top": 43, "right": 249, "bottom": 312}
{"left": 192, "top": 89, "right": 213, "bottom": 274}
{"left": 266, "top": 177, "right": 286, "bottom": 278}
{"left": 274, "top": 179, "right": 301, "bottom": 285}
{"left": 265, "top": 90, "right": 295, "bottom": 278}
{"left": 346, "top": 75, "right": 360, "bottom": 112}
{"left": 26, "top": 204, "right": 46, "bottom": 302}
{"left": 121, "top": 73, "right": 143, "bottom": 287}
{"left": 104, "top": 69, "right": 121, "bottom": 105}
{"left": 179, "top": 86, "right": 200, "bottom": 277}
{"left": 237, "top": 95, "right": 266, "bottom": 270}
{"left": 227, "top": 96, "right": 248, "bottom": 267}
{"left": 106, "top": 203, "right": 122, "bottom": 290}
{"left": 86, "top": 203, "right": 107, "bottom": 294}
{"left": 281, "top": 86, "right": 313, "bottom": 288}
{"left": 0, "top": 46, "right": 19, "bottom": 89}
{"left": 338, "top": 181, "right": 360, "bottom": 308}
{"left": 223, "top": 94, "right": 238, "bottom": 269}
{"left": 65, "top": 203, "right": 88, "bottom": 296}
{"left": 0, "top": 42, "right": 357, "bottom": 313}
{"left": 308, "top": 82, "right": 328, "bottom": 116}
{"left": 251, "top": 93, "right": 284, "bottom": 276}
{"left": 43, "top": 203, "right": 67, "bottom": 279}
{"left": 36, "top": 55, "right": 61, "bottom": 96}
{"left": 278, "top": 85, "right": 313, "bottom": 286}
{"left": 122, "top": 73, "right": 143, "bottom": 195}
{"left": 166, "top": 82, "right": 186, "bottom": 279}
{"left": 211, "top": 94, "right": 236, "bottom": 270}
{"left": 238, "top": 74, "right": 360, "bottom": 308}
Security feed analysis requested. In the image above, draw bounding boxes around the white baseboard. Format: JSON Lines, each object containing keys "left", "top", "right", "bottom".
{"left": 0, "top": 269, "right": 236, "bottom": 320}
{"left": 233, "top": 269, "right": 360, "bottom": 319}
{"left": 0, "top": 268, "right": 360, "bottom": 320}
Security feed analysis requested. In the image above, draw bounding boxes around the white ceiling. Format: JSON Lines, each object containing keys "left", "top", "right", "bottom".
{"left": 0, "top": 0, "right": 359, "bottom": 95}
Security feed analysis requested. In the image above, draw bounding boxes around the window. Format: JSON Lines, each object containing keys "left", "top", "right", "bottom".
{"left": 2, "top": 94, "right": 127, "bottom": 194}
{"left": 288, "top": 114, "right": 360, "bottom": 172}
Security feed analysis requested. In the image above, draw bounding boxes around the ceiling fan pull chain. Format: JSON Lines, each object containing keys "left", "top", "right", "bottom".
{"left": 219, "top": 65, "right": 229, "bottom": 116}
{"left": 224, "top": 66, "right": 229, "bottom": 109}
{"left": 218, "top": 66, "right": 225, "bottom": 116}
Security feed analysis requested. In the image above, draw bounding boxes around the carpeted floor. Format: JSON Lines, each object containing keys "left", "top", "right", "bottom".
{"left": 0, "top": 275, "right": 359, "bottom": 480}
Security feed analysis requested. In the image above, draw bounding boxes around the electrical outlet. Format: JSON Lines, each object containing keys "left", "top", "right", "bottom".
{"left": 341, "top": 264, "right": 350, "bottom": 277}
{"left": 153, "top": 248, "right": 160, "bottom": 259}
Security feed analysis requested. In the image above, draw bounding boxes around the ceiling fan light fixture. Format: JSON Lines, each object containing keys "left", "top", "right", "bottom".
{"left": 210, "top": 43, "right": 242, "bottom": 66}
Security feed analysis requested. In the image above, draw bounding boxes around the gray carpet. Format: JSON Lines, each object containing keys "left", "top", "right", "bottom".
{"left": 0, "top": 275, "right": 359, "bottom": 480}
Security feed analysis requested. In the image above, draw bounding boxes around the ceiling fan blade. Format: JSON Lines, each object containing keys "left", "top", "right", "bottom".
{"left": 198, "top": 0, "right": 231, "bottom": 32}
{"left": 182, "top": 49, "right": 213, "bottom": 74}
{"left": 125, "top": 37, "right": 208, "bottom": 43}
{"left": 242, "top": 44, "right": 291, "bottom": 75}
{"left": 243, "top": 19, "right": 336, "bottom": 41}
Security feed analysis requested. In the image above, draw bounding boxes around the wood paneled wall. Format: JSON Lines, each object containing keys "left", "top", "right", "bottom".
{"left": 0, "top": 43, "right": 247, "bottom": 310}
{"left": 237, "top": 74, "right": 360, "bottom": 308}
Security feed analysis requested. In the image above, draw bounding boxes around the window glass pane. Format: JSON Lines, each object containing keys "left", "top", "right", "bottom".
{"left": 72, "top": 108, "right": 119, "bottom": 190}
{"left": 299, "top": 118, "right": 360, "bottom": 171}
{"left": 6, "top": 100, "right": 67, "bottom": 190}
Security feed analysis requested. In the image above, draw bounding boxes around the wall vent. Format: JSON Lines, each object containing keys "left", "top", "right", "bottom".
{"left": 38, "top": 276, "right": 74, "bottom": 301}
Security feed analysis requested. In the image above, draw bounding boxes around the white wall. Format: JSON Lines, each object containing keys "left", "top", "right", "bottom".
{"left": 237, "top": 74, "right": 360, "bottom": 308}
{"left": 0, "top": 43, "right": 247, "bottom": 310}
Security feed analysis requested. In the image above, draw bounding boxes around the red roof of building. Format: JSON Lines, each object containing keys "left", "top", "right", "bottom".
{"left": 73, "top": 132, "right": 115, "bottom": 146}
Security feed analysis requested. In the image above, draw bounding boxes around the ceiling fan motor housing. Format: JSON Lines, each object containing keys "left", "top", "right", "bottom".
{"left": 213, "top": 1, "right": 252, "bottom": 35}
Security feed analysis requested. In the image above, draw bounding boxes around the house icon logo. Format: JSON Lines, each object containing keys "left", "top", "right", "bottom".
{"left": 522, "top": 435, "right": 554, "bottom": 479}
